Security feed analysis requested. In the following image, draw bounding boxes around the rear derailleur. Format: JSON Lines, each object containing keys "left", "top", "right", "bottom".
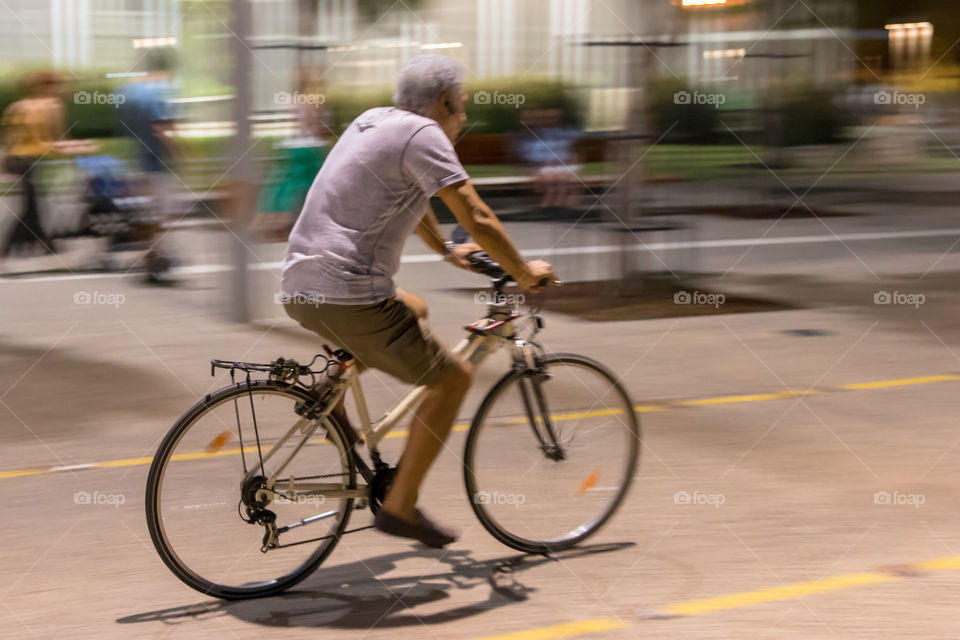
{"left": 240, "top": 474, "right": 280, "bottom": 552}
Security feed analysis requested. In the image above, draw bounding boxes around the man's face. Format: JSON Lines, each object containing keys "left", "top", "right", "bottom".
{"left": 437, "top": 89, "right": 467, "bottom": 142}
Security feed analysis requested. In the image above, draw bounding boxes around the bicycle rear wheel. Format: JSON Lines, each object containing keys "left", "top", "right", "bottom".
{"left": 145, "top": 381, "right": 355, "bottom": 599}
{"left": 464, "top": 354, "right": 640, "bottom": 553}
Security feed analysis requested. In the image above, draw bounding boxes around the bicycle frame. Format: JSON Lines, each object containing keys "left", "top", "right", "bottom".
{"left": 242, "top": 302, "right": 530, "bottom": 505}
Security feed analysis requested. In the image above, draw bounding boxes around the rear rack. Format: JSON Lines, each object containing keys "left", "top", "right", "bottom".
{"left": 211, "top": 354, "right": 335, "bottom": 387}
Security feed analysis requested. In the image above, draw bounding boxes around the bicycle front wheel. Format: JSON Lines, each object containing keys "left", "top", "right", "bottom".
{"left": 464, "top": 354, "right": 640, "bottom": 553}
{"left": 145, "top": 381, "right": 356, "bottom": 599}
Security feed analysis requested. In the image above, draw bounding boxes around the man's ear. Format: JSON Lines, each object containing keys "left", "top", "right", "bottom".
{"left": 440, "top": 90, "right": 455, "bottom": 116}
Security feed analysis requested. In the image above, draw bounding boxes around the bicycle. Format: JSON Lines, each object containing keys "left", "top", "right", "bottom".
{"left": 145, "top": 253, "right": 641, "bottom": 599}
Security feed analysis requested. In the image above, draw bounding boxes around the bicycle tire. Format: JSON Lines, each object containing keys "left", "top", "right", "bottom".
{"left": 145, "top": 380, "right": 356, "bottom": 599}
{"left": 463, "top": 353, "right": 640, "bottom": 554}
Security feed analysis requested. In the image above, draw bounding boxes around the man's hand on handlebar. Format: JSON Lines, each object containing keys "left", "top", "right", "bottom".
{"left": 447, "top": 232, "right": 558, "bottom": 291}
{"left": 448, "top": 241, "right": 483, "bottom": 271}
{"left": 516, "top": 260, "right": 558, "bottom": 293}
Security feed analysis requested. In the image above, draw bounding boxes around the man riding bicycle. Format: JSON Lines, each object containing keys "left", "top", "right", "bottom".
{"left": 281, "top": 54, "right": 556, "bottom": 548}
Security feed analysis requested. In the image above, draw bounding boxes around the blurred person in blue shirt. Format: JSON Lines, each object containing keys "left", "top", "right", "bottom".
{"left": 515, "top": 107, "right": 582, "bottom": 214}
{"left": 117, "top": 48, "right": 180, "bottom": 285}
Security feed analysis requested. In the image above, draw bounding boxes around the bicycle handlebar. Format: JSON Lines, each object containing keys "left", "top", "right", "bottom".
{"left": 464, "top": 251, "right": 510, "bottom": 281}
{"left": 464, "top": 250, "right": 560, "bottom": 291}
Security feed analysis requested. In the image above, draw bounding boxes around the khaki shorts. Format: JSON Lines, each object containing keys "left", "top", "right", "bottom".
{"left": 284, "top": 296, "right": 454, "bottom": 387}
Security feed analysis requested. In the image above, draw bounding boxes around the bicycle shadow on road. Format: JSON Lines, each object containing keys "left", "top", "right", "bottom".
{"left": 116, "top": 541, "right": 633, "bottom": 631}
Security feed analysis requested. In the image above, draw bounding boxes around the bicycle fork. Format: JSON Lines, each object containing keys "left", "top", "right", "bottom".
{"left": 513, "top": 342, "right": 565, "bottom": 461}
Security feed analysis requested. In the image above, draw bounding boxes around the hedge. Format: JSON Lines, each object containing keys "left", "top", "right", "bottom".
{"left": 0, "top": 73, "right": 585, "bottom": 141}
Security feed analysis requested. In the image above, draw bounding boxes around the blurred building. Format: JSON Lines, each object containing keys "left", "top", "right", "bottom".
{"left": 0, "top": 0, "right": 901, "bottom": 128}
{"left": 0, "top": 0, "right": 181, "bottom": 69}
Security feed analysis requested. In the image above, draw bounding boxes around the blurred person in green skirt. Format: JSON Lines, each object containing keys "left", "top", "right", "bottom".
{"left": 252, "top": 69, "right": 331, "bottom": 242}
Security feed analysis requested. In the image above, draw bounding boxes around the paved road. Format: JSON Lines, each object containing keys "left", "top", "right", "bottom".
{"left": 3, "top": 205, "right": 960, "bottom": 639}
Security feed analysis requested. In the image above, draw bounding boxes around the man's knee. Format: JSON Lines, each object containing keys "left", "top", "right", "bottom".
{"left": 432, "top": 358, "right": 471, "bottom": 395}
{"left": 397, "top": 289, "right": 428, "bottom": 320}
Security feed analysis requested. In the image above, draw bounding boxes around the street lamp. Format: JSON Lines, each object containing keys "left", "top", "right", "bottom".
{"left": 884, "top": 22, "right": 933, "bottom": 70}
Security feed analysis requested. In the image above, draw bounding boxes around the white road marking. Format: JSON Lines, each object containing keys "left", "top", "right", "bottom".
{"left": 3, "top": 228, "right": 959, "bottom": 284}
{"left": 183, "top": 502, "right": 229, "bottom": 510}
{"left": 49, "top": 464, "right": 95, "bottom": 472}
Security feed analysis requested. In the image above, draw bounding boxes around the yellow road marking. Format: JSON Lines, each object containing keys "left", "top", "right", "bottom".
{"left": 3, "top": 372, "right": 956, "bottom": 481}
{"left": 0, "top": 467, "right": 52, "bottom": 480}
{"left": 662, "top": 572, "right": 894, "bottom": 616}
{"left": 661, "top": 553, "right": 960, "bottom": 617}
{"left": 915, "top": 555, "right": 960, "bottom": 571}
{"left": 835, "top": 374, "right": 960, "bottom": 390}
{"left": 676, "top": 390, "right": 818, "bottom": 406}
{"left": 477, "top": 554, "right": 960, "bottom": 639}
{"left": 477, "top": 619, "right": 626, "bottom": 640}
{"left": 93, "top": 456, "right": 159, "bottom": 469}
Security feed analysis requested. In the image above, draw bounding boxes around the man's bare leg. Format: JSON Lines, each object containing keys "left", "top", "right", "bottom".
{"left": 381, "top": 289, "right": 472, "bottom": 522}
{"left": 381, "top": 360, "right": 471, "bottom": 521}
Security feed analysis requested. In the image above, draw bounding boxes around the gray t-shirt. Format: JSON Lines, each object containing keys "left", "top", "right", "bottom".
{"left": 281, "top": 107, "right": 468, "bottom": 304}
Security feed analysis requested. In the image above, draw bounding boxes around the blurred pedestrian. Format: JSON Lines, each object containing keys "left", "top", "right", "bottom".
{"left": 252, "top": 68, "right": 331, "bottom": 242}
{"left": 0, "top": 71, "right": 66, "bottom": 260}
{"left": 117, "top": 48, "right": 181, "bottom": 285}
{"left": 515, "top": 107, "right": 582, "bottom": 214}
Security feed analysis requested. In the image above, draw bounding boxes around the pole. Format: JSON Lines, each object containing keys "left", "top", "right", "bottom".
{"left": 228, "top": 0, "right": 252, "bottom": 322}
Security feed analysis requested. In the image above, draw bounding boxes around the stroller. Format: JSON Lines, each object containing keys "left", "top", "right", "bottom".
{"left": 71, "top": 155, "right": 151, "bottom": 270}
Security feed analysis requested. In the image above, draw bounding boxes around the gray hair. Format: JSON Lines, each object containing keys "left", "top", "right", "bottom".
{"left": 392, "top": 54, "right": 463, "bottom": 116}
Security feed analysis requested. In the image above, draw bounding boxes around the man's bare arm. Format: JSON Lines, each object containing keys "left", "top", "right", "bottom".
{"left": 414, "top": 205, "right": 447, "bottom": 255}
{"left": 415, "top": 205, "right": 482, "bottom": 270}
{"left": 437, "top": 180, "right": 554, "bottom": 289}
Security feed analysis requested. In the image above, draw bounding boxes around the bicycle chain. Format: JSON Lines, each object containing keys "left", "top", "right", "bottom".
{"left": 272, "top": 524, "right": 376, "bottom": 549}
